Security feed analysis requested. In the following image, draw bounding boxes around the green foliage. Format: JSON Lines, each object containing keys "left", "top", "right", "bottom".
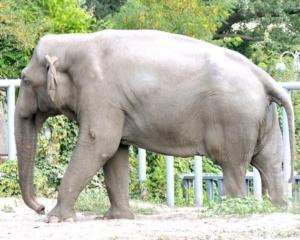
{"left": 128, "top": 147, "right": 141, "bottom": 198}
{"left": 35, "top": 116, "right": 77, "bottom": 192}
{"left": 37, "top": 116, "right": 79, "bottom": 166}
{"left": 109, "top": 0, "right": 234, "bottom": 40}
{"left": 229, "top": 0, "right": 299, "bottom": 46}
{"left": 40, "top": 0, "right": 95, "bottom": 33}
{"left": 0, "top": 161, "right": 54, "bottom": 197}
{"left": 0, "top": 0, "right": 97, "bottom": 78}
{"left": 85, "top": 0, "right": 126, "bottom": 19}
{"left": 145, "top": 152, "right": 167, "bottom": 201}
{"left": 288, "top": 200, "right": 300, "bottom": 214}
{"left": 0, "top": 0, "right": 40, "bottom": 78}
{"left": 0, "top": 161, "right": 20, "bottom": 196}
{"left": 75, "top": 188, "right": 109, "bottom": 215}
{"left": 202, "top": 157, "right": 222, "bottom": 174}
{"left": 206, "top": 196, "right": 279, "bottom": 216}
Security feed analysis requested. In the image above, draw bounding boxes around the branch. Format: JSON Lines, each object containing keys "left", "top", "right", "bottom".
{"left": 213, "top": 33, "right": 261, "bottom": 41}
{"left": 286, "top": 8, "right": 300, "bottom": 15}
{"left": 217, "top": 8, "right": 300, "bottom": 35}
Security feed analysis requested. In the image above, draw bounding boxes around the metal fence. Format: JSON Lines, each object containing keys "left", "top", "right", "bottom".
{"left": 182, "top": 173, "right": 300, "bottom": 204}
{"left": 0, "top": 79, "right": 20, "bottom": 161}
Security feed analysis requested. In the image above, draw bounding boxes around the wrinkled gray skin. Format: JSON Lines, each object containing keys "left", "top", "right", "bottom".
{"left": 15, "top": 30, "right": 295, "bottom": 223}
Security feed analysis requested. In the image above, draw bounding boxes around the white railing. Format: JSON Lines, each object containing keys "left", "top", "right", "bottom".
{"left": 0, "top": 79, "right": 20, "bottom": 160}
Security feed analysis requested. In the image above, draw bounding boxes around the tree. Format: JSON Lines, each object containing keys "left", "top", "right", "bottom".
{"left": 109, "top": 0, "right": 234, "bottom": 41}
{"left": 0, "top": 1, "right": 40, "bottom": 78}
{"left": 213, "top": 0, "right": 300, "bottom": 55}
{"left": 85, "top": 0, "right": 126, "bottom": 19}
{"left": 0, "top": 0, "right": 96, "bottom": 78}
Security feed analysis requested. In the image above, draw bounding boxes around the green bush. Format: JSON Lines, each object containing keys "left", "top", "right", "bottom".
{"left": 0, "top": 161, "right": 55, "bottom": 197}
{"left": 75, "top": 188, "right": 109, "bottom": 215}
{"left": 0, "top": 161, "right": 20, "bottom": 196}
{"left": 109, "top": 0, "right": 233, "bottom": 41}
{"left": 206, "top": 196, "right": 279, "bottom": 216}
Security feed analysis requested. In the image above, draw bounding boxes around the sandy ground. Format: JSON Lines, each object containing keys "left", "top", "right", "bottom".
{"left": 0, "top": 198, "right": 300, "bottom": 240}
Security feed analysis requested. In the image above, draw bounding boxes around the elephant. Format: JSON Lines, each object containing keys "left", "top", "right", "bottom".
{"left": 15, "top": 29, "right": 295, "bottom": 223}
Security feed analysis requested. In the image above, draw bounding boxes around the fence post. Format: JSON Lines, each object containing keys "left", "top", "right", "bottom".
{"left": 253, "top": 167, "right": 262, "bottom": 200}
{"left": 282, "top": 91, "right": 293, "bottom": 197}
{"left": 194, "top": 156, "right": 203, "bottom": 206}
{"left": 138, "top": 148, "right": 146, "bottom": 182}
{"left": 138, "top": 148, "right": 147, "bottom": 198}
{"left": 166, "top": 155, "right": 174, "bottom": 207}
{"left": 7, "top": 84, "right": 16, "bottom": 160}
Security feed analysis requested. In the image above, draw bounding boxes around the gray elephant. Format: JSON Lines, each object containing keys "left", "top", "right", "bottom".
{"left": 15, "top": 30, "right": 295, "bottom": 223}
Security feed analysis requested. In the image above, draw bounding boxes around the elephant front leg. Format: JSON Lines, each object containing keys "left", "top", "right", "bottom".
{"left": 103, "top": 145, "right": 134, "bottom": 219}
{"left": 47, "top": 120, "right": 123, "bottom": 222}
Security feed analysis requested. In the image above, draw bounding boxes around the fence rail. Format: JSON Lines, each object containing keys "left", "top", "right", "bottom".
{"left": 0, "top": 79, "right": 20, "bottom": 160}
{"left": 182, "top": 174, "right": 300, "bottom": 204}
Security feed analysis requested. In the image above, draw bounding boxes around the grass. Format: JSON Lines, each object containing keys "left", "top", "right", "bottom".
{"left": 76, "top": 189, "right": 300, "bottom": 217}
{"left": 75, "top": 188, "right": 158, "bottom": 216}
{"left": 131, "top": 200, "right": 158, "bottom": 215}
{"left": 1, "top": 204, "right": 15, "bottom": 213}
{"left": 287, "top": 199, "right": 300, "bottom": 214}
{"left": 75, "top": 188, "right": 109, "bottom": 215}
{"left": 204, "top": 196, "right": 281, "bottom": 217}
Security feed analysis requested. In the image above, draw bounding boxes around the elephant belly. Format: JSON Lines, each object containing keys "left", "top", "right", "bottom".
{"left": 121, "top": 111, "right": 207, "bottom": 157}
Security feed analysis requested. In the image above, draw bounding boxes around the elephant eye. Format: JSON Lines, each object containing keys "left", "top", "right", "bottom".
{"left": 23, "top": 79, "right": 31, "bottom": 86}
{"left": 46, "top": 65, "right": 50, "bottom": 71}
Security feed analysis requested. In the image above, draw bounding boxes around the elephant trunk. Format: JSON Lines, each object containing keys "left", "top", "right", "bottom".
{"left": 15, "top": 112, "right": 45, "bottom": 214}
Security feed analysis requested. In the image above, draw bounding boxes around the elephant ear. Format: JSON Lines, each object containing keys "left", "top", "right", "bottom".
{"left": 45, "top": 55, "right": 58, "bottom": 102}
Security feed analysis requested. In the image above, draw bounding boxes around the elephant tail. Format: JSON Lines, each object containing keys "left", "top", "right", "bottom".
{"left": 258, "top": 68, "right": 295, "bottom": 183}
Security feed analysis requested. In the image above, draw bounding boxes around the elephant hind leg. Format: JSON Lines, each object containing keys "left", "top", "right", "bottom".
{"left": 251, "top": 114, "right": 287, "bottom": 206}
{"left": 251, "top": 146, "right": 287, "bottom": 206}
{"left": 221, "top": 162, "right": 247, "bottom": 197}
{"left": 208, "top": 144, "right": 250, "bottom": 198}
{"left": 206, "top": 127, "right": 254, "bottom": 198}
{"left": 103, "top": 145, "right": 134, "bottom": 219}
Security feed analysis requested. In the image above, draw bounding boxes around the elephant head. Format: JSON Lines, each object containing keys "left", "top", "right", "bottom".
{"left": 15, "top": 37, "right": 77, "bottom": 214}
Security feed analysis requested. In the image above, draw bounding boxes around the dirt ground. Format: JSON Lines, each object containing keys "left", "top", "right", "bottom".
{"left": 0, "top": 198, "right": 300, "bottom": 240}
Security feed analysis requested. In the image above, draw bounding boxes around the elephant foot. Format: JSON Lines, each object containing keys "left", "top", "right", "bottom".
{"left": 103, "top": 207, "right": 134, "bottom": 219}
{"left": 46, "top": 216, "right": 75, "bottom": 223}
{"left": 271, "top": 195, "right": 288, "bottom": 207}
{"left": 46, "top": 204, "right": 76, "bottom": 223}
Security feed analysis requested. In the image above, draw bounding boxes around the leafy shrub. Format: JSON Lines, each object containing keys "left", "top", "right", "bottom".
{"left": 40, "top": 0, "right": 95, "bottom": 33}
{"left": 0, "top": 161, "right": 55, "bottom": 197}
{"left": 206, "top": 196, "right": 279, "bottom": 216}
{"left": 37, "top": 116, "right": 79, "bottom": 167}
{"left": 109, "top": 0, "right": 233, "bottom": 41}
{"left": 129, "top": 147, "right": 141, "bottom": 198}
{"left": 84, "top": 0, "right": 126, "bottom": 19}
{"left": 75, "top": 188, "right": 109, "bottom": 215}
{"left": 0, "top": 161, "right": 20, "bottom": 196}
